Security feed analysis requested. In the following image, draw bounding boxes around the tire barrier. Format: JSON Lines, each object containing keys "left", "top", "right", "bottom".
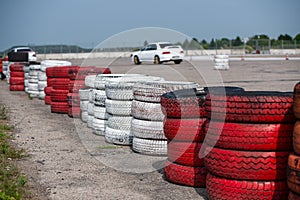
{"left": 92, "top": 74, "right": 124, "bottom": 136}
{"left": 104, "top": 75, "right": 164, "bottom": 146}
{"left": 2, "top": 60, "right": 9, "bottom": 79}
{"left": 205, "top": 90, "right": 294, "bottom": 199}
{"left": 287, "top": 82, "right": 300, "bottom": 199}
{"left": 27, "top": 63, "right": 42, "bottom": 98}
{"left": 161, "top": 88, "right": 207, "bottom": 187}
{"left": 206, "top": 173, "right": 289, "bottom": 200}
{"left": 294, "top": 82, "right": 300, "bottom": 119}
{"left": 213, "top": 54, "right": 229, "bottom": 70}
{"left": 132, "top": 82, "right": 202, "bottom": 156}
{"left": 9, "top": 63, "right": 26, "bottom": 91}
{"left": 43, "top": 60, "right": 72, "bottom": 104}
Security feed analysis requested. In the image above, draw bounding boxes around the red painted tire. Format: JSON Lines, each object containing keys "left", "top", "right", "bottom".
{"left": 50, "top": 89, "right": 68, "bottom": 102}
{"left": 294, "top": 82, "right": 300, "bottom": 119}
{"left": 46, "top": 66, "right": 76, "bottom": 78}
{"left": 293, "top": 121, "right": 300, "bottom": 155}
{"left": 9, "top": 77, "right": 25, "bottom": 85}
{"left": 67, "top": 93, "right": 80, "bottom": 107}
{"left": 164, "top": 118, "right": 207, "bottom": 142}
{"left": 68, "top": 106, "right": 81, "bottom": 118}
{"left": 44, "top": 95, "right": 51, "bottom": 105}
{"left": 164, "top": 160, "right": 206, "bottom": 187}
{"left": 205, "top": 121, "right": 293, "bottom": 151}
{"left": 9, "top": 85, "right": 24, "bottom": 91}
{"left": 10, "top": 71, "right": 24, "bottom": 77}
{"left": 167, "top": 141, "right": 204, "bottom": 167}
{"left": 9, "top": 63, "right": 25, "bottom": 71}
{"left": 44, "top": 87, "right": 52, "bottom": 95}
{"left": 204, "top": 147, "right": 289, "bottom": 180}
{"left": 161, "top": 89, "right": 206, "bottom": 118}
{"left": 206, "top": 173, "right": 289, "bottom": 200}
{"left": 206, "top": 91, "right": 295, "bottom": 123}
{"left": 289, "top": 191, "right": 300, "bottom": 200}
{"left": 50, "top": 102, "right": 69, "bottom": 114}
{"left": 68, "top": 80, "right": 86, "bottom": 93}
{"left": 287, "top": 153, "right": 300, "bottom": 194}
{"left": 46, "top": 78, "right": 54, "bottom": 87}
{"left": 52, "top": 78, "right": 70, "bottom": 90}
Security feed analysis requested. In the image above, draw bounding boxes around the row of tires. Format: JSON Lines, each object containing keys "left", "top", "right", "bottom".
{"left": 287, "top": 82, "right": 300, "bottom": 199}
{"left": 161, "top": 86, "right": 298, "bottom": 200}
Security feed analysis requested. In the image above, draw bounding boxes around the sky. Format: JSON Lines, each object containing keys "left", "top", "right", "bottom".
{"left": 0, "top": 0, "right": 299, "bottom": 51}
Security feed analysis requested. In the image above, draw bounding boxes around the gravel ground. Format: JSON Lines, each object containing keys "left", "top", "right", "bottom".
{"left": 0, "top": 58, "right": 299, "bottom": 200}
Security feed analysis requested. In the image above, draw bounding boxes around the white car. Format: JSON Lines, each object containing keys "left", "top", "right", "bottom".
{"left": 9, "top": 47, "right": 37, "bottom": 62}
{"left": 131, "top": 42, "right": 184, "bottom": 65}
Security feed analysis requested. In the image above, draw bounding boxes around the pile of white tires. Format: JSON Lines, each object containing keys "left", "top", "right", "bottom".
{"left": 131, "top": 81, "right": 202, "bottom": 156}
{"left": 214, "top": 55, "right": 229, "bottom": 70}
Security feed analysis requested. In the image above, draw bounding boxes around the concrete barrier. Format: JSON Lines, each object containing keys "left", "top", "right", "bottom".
{"left": 36, "top": 49, "right": 300, "bottom": 60}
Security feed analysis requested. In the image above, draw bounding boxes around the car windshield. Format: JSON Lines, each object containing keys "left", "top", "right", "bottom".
{"left": 159, "top": 43, "right": 173, "bottom": 48}
{"left": 17, "top": 48, "right": 32, "bottom": 52}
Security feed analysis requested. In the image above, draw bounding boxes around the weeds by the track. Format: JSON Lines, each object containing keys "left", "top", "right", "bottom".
{"left": 0, "top": 105, "right": 27, "bottom": 200}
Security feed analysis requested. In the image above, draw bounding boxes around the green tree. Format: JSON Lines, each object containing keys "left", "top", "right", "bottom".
{"left": 200, "top": 39, "right": 209, "bottom": 49}
{"left": 209, "top": 38, "right": 216, "bottom": 49}
{"left": 278, "top": 34, "right": 292, "bottom": 41}
{"left": 294, "top": 33, "right": 300, "bottom": 41}
{"left": 232, "top": 36, "right": 243, "bottom": 46}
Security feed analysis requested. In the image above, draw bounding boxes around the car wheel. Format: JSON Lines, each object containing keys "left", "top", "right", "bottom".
{"left": 133, "top": 56, "right": 141, "bottom": 65}
{"left": 174, "top": 60, "right": 182, "bottom": 64}
{"left": 154, "top": 56, "right": 161, "bottom": 64}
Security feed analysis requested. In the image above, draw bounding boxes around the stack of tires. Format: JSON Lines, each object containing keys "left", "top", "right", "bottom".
{"left": 131, "top": 81, "right": 201, "bottom": 156}
{"left": 46, "top": 66, "right": 78, "bottom": 114}
{"left": 92, "top": 74, "right": 125, "bottom": 135}
{"left": 9, "top": 63, "right": 25, "bottom": 91}
{"left": 104, "top": 76, "right": 163, "bottom": 146}
{"left": 204, "top": 90, "right": 295, "bottom": 199}
{"left": 86, "top": 75, "right": 97, "bottom": 129}
{"left": 68, "top": 67, "right": 111, "bottom": 118}
{"left": 161, "top": 88, "right": 207, "bottom": 187}
{"left": 214, "top": 55, "right": 229, "bottom": 70}
{"left": 43, "top": 60, "right": 72, "bottom": 105}
{"left": 27, "top": 63, "right": 41, "bottom": 98}
{"left": 288, "top": 82, "right": 300, "bottom": 199}
{"left": 2, "top": 57, "right": 9, "bottom": 79}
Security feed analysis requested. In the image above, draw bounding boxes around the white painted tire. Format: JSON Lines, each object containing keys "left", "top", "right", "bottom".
{"left": 23, "top": 66, "right": 30, "bottom": 73}
{"left": 29, "top": 65, "right": 41, "bottom": 70}
{"left": 105, "top": 99, "right": 132, "bottom": 116}
{"left": 87, "top": 102, "right": 94, "bottom": 115}
{"left": 131, "top": 118, "right": 165, "bottom": 140}
{"left": 88, "top": 89, "right": 95, "bottom": 103}
{"left": 87, "top": 115, "right": 94, "bottom": 128}
{"left": 215, "top": 55, "right": 229, "bottom": 59}
{"left": 108, "top": 115, "right": 132, "bottom": 130}
{"left": 132, "top": 137, "right": 167, "bottom": 156}
{"left": 29, "top": 77, "right": 39, "bottom": 83}
{"left": 79, "top": 89, "right": 90, "bottom": 100}
{"left": 81, "top": 111, "right": 88, "bottom": 122}
{"left": 92, "top": 118, "right": 108, "bottom": 136}
{"left": 28, "top": 91, "right": 40, "bottom": 98}
{"left": 85, "top": 75, "right": 96, "bottom": 88}
{"left": 40, "top": 60, "right": 72, "bottom": 71}
{"left": 94, "top": 74, "right": 126, "bottom": 90}
{"left": 29, "top": 70, "right": 40, "bottom": 77}
{"left": 94, "top": 90, "right": 107, "bottom": 106}
{"left": 24, "top": 73, "right": 29, "bottom": 79}
{"left": 131, "top": 100, "right": 164, "bottom": 121}
{"left": 28, "top": 83, "right": 39, "bottom": 91}
{"left": 38, "top": 81, "right": 47, "bottom": 91}
{"left": 39, "top": 92, "right": 46, "bottom": 99}
{"left": 38, "top": 72, "right": 47, "bottom": 81}
{"left": 24, "top": 80, "right": 29, "bottom": 87}
{"left": 80, "top": 100, "right": 89, "bottom": 111}
{"left": 133, "top": 81, "right": 200, "bottom": 103}
{"left": 105, "top": 127, "right": 132, "bottom": 145}
{"left": 94, "top": 106, "right": 109, "bottom": 119}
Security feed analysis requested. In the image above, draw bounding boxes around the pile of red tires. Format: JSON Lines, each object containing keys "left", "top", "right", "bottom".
{"left": 161, "top": 88, "right": 207, "bottom": 187}
{"left": 204, "top": 89, "right": 295, "bottom": 199}
{"left": 9, "top": 63, "right": 26, "bottom": 91}
{"left": 288, "top": 82, "right": 300, "bottom": 199}
{"left": 68, "top": 67, "right": 111, "bottom": 118}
